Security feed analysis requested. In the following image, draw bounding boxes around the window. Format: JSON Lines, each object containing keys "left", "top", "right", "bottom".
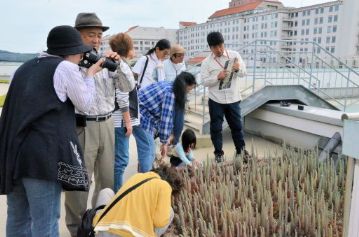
{"left": 306, "top": 29, "right": 309, "bottom": 35}
{"left": 314, "top": 28, "right": 317, "bottom": 34}
{"left": 334, "top": 15, "right": 338, "bottom": 22}
{"left": 328, "top": 16, "right": 332, "bottom": 23}
{"left": 333, "top": 25, "right": 337, "bottom": 32}
{"left": 332, "top": 36, "right": 336, "bottom": 43}
{"left": 318, "top": 27, "right": 322, "bottom": 34}
{"left": 329, "top": 6, "right": 333, "bottom": 12}
{"left": 302, "top": 19, "right": 305, "bottom": 26}
{"left": 314, "top": 18, "right": 318, "bottom": 24}
{"left": 327, "top": 26, "right": 332, "bottom": 33}
{"left": 306, "top": 19, "right": 310, "bottom": 25}
{"left": 326, "top": 36, "right": 330, "bottom": 44}
{"left": 320, "top": 8, "right": 324, "bottom": 14}
{"left": 331, "top": 47, "right": 335, "bottom": 53}
{"left": 335, "top": 5, "right": 339, "bottom": 11}
{"left": 317, "top": 37, "right": 321, "bottom": 43}
{"left": 319, "top": 17, "right": 323, "bottom": 24}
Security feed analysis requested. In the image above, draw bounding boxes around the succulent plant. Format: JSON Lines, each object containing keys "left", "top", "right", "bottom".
{"left": 166, "top": 147, "right": 345, "bottom": 237}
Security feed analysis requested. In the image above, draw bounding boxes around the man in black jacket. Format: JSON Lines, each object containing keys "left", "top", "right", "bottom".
{"left": 0, "top": 25, "right": 103, "bottom": 237}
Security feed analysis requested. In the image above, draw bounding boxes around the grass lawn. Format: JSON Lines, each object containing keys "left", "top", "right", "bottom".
{"left": 0, "top": 79, "right": 10, "bottom": 84}
{"left": 0, "top": 94, "right": 5, "bottom": 107}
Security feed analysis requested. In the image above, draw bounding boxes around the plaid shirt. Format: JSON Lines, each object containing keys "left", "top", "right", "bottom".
{"left": 138, "top": 81, "right": 175, "bottom": 144}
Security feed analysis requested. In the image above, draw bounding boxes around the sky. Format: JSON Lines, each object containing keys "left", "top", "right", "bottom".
{"left": 1, "top": 0, "right": 329, "bottom": 53}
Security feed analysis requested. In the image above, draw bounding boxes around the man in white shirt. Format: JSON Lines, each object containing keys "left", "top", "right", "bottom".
{"left": 201, "top": 31, "right": 248, "bottom": 163}
{"left": 163, "top": 44, "right": 186, "bottom": 82}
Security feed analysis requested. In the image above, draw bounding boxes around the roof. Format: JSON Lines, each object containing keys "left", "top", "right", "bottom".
{"left": 209, "top": 1, "right": 266, "bottom": 19}
{"left": 187, "top": 56, "right": 206, "bottom": 65}
{"left": 179, "top": 21, "right": 197, "bottom": 27}
{"left": 126, "top": 26, "right": 139, "bottom": 33}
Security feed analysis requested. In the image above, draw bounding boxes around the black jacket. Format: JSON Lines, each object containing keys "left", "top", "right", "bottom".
{"left": 0, "top": 56, "right": 89, "bottom": 194}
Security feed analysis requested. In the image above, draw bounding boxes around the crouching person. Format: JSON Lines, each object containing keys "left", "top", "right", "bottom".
{"left": 93, "top": 165, "right": 184, "bottom": 237}
{"left": 0, "top": 25, "right": 104, "bottom": 237}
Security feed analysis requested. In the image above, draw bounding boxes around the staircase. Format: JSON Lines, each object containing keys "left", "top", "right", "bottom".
{"left": 184, "top": 39, "right": 359, "bottom": 135}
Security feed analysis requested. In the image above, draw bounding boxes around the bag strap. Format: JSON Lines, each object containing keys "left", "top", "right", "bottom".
{"left": 138, "top": 56, "right": 149, "bottom": 87}
{"left": 95, "top": 177, "right": 156, "bottom": 225}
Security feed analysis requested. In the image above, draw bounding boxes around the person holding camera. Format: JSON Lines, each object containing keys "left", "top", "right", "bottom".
{"left": 64, "top": 13, "right": 136, "bottom": 237}
{"left": 201, "top": 31, "right": 248, "bottom": 163}
{"left": 0, "top": 25, "right": 103, "bottom": 237}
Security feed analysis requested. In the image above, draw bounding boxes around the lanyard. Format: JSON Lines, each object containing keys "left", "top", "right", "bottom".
{"left": 171, "top": 61, "right": 179, "bottom": 76}
{"left": 213, "top": 50, "right": 230, "bottom": 69}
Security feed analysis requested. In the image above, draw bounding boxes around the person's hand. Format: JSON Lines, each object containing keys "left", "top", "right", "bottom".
{"left": 125, "top": 123, "right": 132, "bottom": 137}
{"left": 160, "top": 143, "right": 168, "bottom": 157}
{"left": 217, "top": 70, "right": 228, "bottom": 81}
{"left": 192, "top": 160, "right": 201, "bottom": 168}
{"left": 87, "top": 58, "right": 105, "bottom": 77}
{"left": 232, "top": 59, "right": 240, "bottom": 72}
{"left": 168, "top": 134, "right": 175, "bottom": 145}
{"left": 103, "top": 50, "right": 121, "bottom": 61}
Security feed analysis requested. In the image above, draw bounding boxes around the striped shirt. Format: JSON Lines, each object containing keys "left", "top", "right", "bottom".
{"left": 138, "top": 81, "right": 175, "bottom": 144}
{"left": 42, "top": 53, "right": 96, "bottom": 113}
{"left": 113, "top": 60, "right": 139, "bottom": 128}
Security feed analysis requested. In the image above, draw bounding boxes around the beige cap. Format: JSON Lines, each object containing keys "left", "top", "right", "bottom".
{"left": 170, "top": 44, "right": 185, "bottom": 56}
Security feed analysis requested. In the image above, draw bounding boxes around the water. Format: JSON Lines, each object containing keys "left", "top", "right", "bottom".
{"left": 0, "top": 62, "right": 22, "bottom": 78}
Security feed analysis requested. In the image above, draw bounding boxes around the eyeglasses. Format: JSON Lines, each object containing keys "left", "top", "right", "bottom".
{"left": 174, "top": 53, "right": 185, "bottom": 58}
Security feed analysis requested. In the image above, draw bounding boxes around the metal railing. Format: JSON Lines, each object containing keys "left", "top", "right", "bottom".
{"left": 185, "top": 39, "right": 359, "bottom": 132}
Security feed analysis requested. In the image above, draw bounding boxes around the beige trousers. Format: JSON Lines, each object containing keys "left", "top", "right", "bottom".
{"left": 65, "top": 118, "right": 115, "bottom": 236}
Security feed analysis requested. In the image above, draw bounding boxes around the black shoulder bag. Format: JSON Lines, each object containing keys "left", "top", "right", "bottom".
{"left": 77, "top": 177, "right": 156, "bottom": 237}
{"left": 137, "top": 56, "right": 149, "bottom": 89}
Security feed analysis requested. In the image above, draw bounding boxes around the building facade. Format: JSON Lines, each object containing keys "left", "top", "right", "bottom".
{"left": 100, "top": 26, "right": 177, "bottom": 57}
{"left": 178, "top": 0, "right": 359, "bottom": 66}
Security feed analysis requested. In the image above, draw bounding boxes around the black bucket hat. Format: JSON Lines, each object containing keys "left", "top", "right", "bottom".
{"left": 46, "top": 25, "right": 92, "bottom": 56}
{"left": 75, "top": 13, "right": 109, "bottom": 32}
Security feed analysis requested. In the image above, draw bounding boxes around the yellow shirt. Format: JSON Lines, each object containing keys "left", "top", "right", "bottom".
{"left": 93, "top": 172, "right": 172, "bottom": 237}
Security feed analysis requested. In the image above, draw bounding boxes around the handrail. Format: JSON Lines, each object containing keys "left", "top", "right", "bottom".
{"left": 313, "top": 55, "right": 359, "bottom": 87}
{"left": 184, "top": 39, "right": 358, "bottom": 133}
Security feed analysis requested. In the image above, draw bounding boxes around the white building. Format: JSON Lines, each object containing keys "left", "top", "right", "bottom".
{"left": 100, "top": 26, "right": 177, "bottom": 57}
{"left": 178, "top": 0, "right": 359, "bottom": 65}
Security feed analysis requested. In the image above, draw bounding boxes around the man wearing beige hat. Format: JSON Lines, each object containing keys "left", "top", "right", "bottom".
{"left": 163, "top": 44, "right": 186, "bottom": 82}
{"left": 64, "top": 13, "right": 136, "bottom": 237}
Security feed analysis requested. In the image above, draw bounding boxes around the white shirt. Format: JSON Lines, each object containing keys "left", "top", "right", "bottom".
{"left": 132, "top": 53, "right": 165, "bottom": 89}
{"left": 201, "top": 49, "right": 247, "bottom": 104}
{"left": 163, "top": 59, "right": 186, "bottom": 81}
{"left": 44, "top": 53, "right": 96, "bottom": 114}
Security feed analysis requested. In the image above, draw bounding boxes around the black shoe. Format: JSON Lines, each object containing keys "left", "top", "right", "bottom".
{"left": 214, "top": 153, "right": 224, "bottom": 163}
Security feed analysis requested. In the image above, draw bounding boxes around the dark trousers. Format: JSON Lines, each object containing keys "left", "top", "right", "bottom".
{"left": 172, "top": 107, "right": 184, "bottom": 145}
{"left": 208, "top": 98, "right": 245, "bottom": 155}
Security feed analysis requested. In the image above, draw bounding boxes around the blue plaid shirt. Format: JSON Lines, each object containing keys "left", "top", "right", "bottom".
{"left": 138, "top": 81, "right": 175, "bottom": 143}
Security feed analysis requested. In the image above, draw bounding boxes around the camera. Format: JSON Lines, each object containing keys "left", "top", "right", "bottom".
{"left": 79, "top": 49, "right": 118, "bottom": 72}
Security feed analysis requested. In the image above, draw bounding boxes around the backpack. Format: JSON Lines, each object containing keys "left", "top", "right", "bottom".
{"left": 77, "top": 177, "right": 155, "bottom": 237}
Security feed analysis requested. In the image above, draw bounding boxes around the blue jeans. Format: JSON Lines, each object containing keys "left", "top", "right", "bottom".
{"left": 114, "top": 126, "right": 155, "bottom": 191}
{"left": 172, "top": 108, "right": 184, "bottom": 145}
{"left": 6, "top": 178, "right": 61, "bottom": 237}
{"left": 208, "top": 99, "right": 245, "bottom": 155}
